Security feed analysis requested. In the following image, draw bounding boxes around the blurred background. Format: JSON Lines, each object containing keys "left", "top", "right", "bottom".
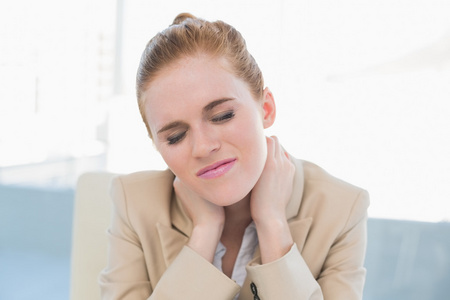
{"left": 1, "top": 0, "right": 449, "bottom": 299}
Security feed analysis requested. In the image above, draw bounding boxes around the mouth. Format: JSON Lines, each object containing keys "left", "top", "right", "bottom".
{"left": 196, "top": 158, "right": 237, "bottom": 179}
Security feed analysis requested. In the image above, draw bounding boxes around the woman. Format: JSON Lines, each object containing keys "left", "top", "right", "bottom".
{"left": 99, "top": 13, "right": 369, "bottom": 300}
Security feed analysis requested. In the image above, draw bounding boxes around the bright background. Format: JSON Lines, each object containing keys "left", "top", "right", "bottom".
{"left": 1, "top": 1, "right": 450, "bottom": 299}
{"left": 1, "top": 0, "right": 449, "bottom": 222}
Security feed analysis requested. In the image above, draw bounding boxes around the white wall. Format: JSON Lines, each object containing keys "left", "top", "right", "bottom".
{"left": 110, "top": 0, "right": 450, "bottom": 222}
{"left": 1, "top": 0, "right": 449, "bottom": 222}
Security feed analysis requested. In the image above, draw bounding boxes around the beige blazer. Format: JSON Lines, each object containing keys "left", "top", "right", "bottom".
{"left": 99, "top": 158, "right": 369, "bottom": 299}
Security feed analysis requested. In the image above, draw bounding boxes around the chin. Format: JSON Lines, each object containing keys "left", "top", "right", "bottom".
{"left": 206, "top": 184, "right": 253, "bottom": 207}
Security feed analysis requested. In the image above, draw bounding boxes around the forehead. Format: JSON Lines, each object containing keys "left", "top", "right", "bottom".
{"left": 142, "top": 55, "right": 253, "bottom": 128}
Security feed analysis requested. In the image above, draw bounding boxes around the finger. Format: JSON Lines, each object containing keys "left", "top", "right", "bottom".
{"left": 266, "top": 136, "right": 276, "bottom": 158}
{"left": 270, "top": 135, "right": 283, "bottom": 159}
{"left": 280, "top": 144, "right": 290, "bottom": 159}
{"left": 173, "top": 176, "right": 180, "bottom": 189}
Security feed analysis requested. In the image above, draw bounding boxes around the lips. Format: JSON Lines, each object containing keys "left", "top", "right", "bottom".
{"left": 196, "top": 158, "right": 237, "bottom": 179}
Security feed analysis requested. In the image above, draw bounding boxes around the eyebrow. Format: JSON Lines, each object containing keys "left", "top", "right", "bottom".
{"left": 157, "top": 98, "right": 235, "bottom": 135}
{"left": 157, "top": 121, "right": 187, "bottom": 135}
{"left": 203, "top": 98, "right": 235, "bottom": 113}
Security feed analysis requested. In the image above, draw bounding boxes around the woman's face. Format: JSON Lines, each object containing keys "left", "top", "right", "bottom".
{"left": 142, "top": 54, "right": 275, "bottom": 206}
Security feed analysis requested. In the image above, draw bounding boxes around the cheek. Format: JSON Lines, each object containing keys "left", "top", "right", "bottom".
{"left": 233, "top": 110, "right": 265, "bottom": 138}
{"left": 157, "top": 146, "right": 187, "bottom": 174}
{"left": 234, "top": 117, "right": 267, "bottom": 166}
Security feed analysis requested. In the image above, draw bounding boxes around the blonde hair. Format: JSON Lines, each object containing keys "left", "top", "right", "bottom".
{"left": 136, "top": 13, "right": 264, "bottom": 138}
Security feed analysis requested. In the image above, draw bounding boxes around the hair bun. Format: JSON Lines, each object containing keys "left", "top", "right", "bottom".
{"left": 172, "top": 13, "right": 197, "bottom": 25}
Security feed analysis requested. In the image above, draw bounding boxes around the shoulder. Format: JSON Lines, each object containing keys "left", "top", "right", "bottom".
{"left": 294, "top": 159, "right": 369, "bottom": 223}
{"left": 112, "top": 169, "right": 174, "bottom": 199}
{"left": 114, "top": 169, "right": 175, "bottom": 190}
{"left": 110, "top": 169, "right": 175, "bottom": 227}
{"left": 301, "top": 159, "right": 365, "bottom": 196}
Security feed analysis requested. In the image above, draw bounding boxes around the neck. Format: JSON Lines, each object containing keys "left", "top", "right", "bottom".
{"left": 223, "top": 193, "right": 252, "bottom": 228}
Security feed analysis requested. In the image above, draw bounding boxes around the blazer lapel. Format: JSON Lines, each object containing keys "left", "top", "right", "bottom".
{"left": 286, "top": 157, "right": 312, "bottom": 251}
{"left": 289, "top": 217, "right": 313, "bottom": 252}
{"left": 157, "top": 185, "right": 193, "bottom": 268}
{"left": 286, "top": 156, "right": 305, "bottom": 219}
{"left": 156, "top": 222, "right": 189, "bottom": 268}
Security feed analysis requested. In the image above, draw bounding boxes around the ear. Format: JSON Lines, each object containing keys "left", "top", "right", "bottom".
{"left": 261, "top": 87, "right": 276, "bottom": 129}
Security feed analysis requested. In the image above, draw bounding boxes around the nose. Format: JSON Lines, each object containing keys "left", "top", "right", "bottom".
{"left": 190, "top": 125, "right": 220, "bottom": 158}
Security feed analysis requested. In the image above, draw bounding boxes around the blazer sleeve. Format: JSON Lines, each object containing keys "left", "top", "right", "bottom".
{"left": 150, "top": 246, "right": 240, "bottom": 299}
{"left": 99, "top": 177, "right": 241, "bottom": 300}
{"left": 246, "top": 190, "right": 369, "bottom": 300}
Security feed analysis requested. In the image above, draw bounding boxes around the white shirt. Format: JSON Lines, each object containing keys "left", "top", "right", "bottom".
{"left": 212, "top": 222, "right": 258, "bottom": 299}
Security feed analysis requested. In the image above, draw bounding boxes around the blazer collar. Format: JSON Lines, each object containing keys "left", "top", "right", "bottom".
{"left": 285, "top": 156, "right": 305, "bottom": 220}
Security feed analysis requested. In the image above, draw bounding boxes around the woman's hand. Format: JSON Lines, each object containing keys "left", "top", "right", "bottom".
{"left": 250, "top": 136, "right": 295, "bottom": 263}
{"left": 251, "top": 136, "right": 295, "bottom": 222}
{"left": 173, "top": 177, "right": 225, "bottom": 263}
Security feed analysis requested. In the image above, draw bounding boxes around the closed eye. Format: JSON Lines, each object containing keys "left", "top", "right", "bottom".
{"left": 211, "top": 111, "right": 235, "bottom": 123}
{"left": 167, "top": 131, "right": 186, "bottom": 145}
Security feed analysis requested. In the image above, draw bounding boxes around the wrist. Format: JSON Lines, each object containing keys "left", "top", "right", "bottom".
{"left": 254, "top": 216, "right": 288, "bottom": 235}
{"left": 187, "top": 223, "right": 223, "bottom": 263}
{"left": 254, "top": 217, "right": 293, "bottom": 264}
{"left": 252, "top": 209, "right": 287, "bottom": 227}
